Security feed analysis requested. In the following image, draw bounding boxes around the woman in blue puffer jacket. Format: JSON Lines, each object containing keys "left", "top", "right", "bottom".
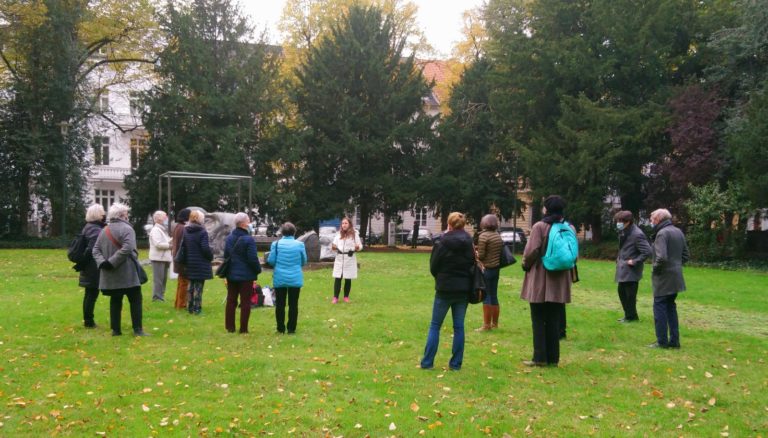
{"left": 267, "top": 222, "right": 307, "bottom": 334}
{"left": 223, "top": 213, "right": 261, "bottom": 333}
{"left": 179, "top": 210, "right": 212, "bottom": 314}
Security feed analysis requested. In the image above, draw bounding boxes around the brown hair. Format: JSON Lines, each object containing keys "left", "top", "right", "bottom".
{"left": 447, "top": 212, "right": 466, "bottom": 230}
{"left": 614, "top": 210, "right": 634, "bottom": 223}
{"left": 339, "top": 217, "right": 355, "bottom": 239}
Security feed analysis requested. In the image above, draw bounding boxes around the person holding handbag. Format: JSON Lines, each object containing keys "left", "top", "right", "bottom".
{"left": 181, "top": 210, "right": 213, "bottom": 315}
{"left": 223, "top": 213, "right": 261, "bottom": 333}
{"left": 92, "top": 203, "right": 148, "bottom": 337}
{"left": 330, "top": 217, "right": 362, "bottom": 303}
{"left": 267, "top": 222, "right": 307, "bottom": 334}
{"left": 475, "top": 214, "right": 504, "bottom": 331}
{"left": 420, "top": 212, "right": 474, "bottom": 371}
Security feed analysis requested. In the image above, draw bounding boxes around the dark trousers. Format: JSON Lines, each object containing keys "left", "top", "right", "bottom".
{"left": 618, "top": 281, "right": 640, "bottom": 320}
{"left": 530, "top": 302, "right": 564, "bottom": 364}
{"left": 275, "top": 287, "right": 301, "bottom": 333}
{"left": 653, "top": 293, "right": 679, "bottom": 347}
{"left": 560, "top": 305, "right": 567, "bottom": 338}
{"left": 83, "top": 287, "right": 100, "bottom": 327}
{"left": 226, "top": 280, "right": 253, "bottom": 333}
{"left": 333, "top": 278, "right": 352, "bottom": 298}
{"left": 107, "top": 287, "right": 143, "bottom": 334}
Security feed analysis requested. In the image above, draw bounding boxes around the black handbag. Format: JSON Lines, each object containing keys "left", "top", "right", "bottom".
{"left": 468, "top": 263, "right": 486, "bottom": 304}
{"left": 216, "top": 236, "right": 246, "bottom": 278}
{"left": 134, "top": 258, "right": 149, "bottom": 284}
{"left": 173, "top": 235, "right": 187, "bottom": 265}
{"left": 499, "top": 244, "right": 517, "bottom": 269}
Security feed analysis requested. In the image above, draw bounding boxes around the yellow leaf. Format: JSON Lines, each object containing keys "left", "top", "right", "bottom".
{"left": 708, "top": 398, "right": 716, "bottom": 406}
{"left": 666, "top": 402, "right": 676, "bottom": 408}
{"left": 410, "top": 402, "right": 420, "bottom": 412}
{"left": 142, "top": 404, "right": 150, "bottom": 412}
{"left": 651, "top": 390, "right": 664, "bottom": 398}
{"left": 705, "top": 372, "right": 713, "bottom": 378}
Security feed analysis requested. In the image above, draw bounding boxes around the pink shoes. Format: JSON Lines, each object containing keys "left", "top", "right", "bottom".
{"left": 331, "top": 297, "right": 338, "bottom": 304}
{"left": 343, "top": 297, "right": 350, "bottom": 303}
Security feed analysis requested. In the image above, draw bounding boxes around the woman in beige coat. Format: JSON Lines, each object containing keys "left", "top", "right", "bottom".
{"left": 520, "top": 195, "right": 575, "bottom": 367}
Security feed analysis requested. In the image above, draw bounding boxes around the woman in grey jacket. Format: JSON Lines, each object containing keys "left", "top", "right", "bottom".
{"left": 92, "top": 203, "right": 147, "bottom": 337}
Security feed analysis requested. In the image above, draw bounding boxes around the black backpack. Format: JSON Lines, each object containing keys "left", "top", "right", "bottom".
{"left": 67, "top": 233, "right": 89, "bottom": 270}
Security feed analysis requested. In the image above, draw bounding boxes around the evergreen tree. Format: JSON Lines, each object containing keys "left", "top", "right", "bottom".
{"left": 422, "top": 58, "right": 520, "bottom": 227}
{"left": 290, "top": 5, "right": 432, "bottom": 237}
{"left": 125, "top": 0, "right": 281, "bottom": 223}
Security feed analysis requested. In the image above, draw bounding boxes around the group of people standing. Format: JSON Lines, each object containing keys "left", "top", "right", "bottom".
{"left": 420, "top": 195, "right": 690, "bottom": 370}
{"left": 75, "top": 205, "right": 366, "bottom": 337}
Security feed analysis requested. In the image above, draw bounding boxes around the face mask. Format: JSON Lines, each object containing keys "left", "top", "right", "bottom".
{"left": 616, "top": 222, "right": 625, "bottom": 232}
{"left": 247, "top": 224, "right": 254, "bottom": 234}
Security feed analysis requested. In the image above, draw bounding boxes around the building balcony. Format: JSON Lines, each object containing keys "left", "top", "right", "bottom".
{"left": 90, "top": 165, "right": 131, "bottom": 182}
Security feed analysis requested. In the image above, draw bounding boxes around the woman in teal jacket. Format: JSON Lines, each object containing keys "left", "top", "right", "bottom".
{"left": 267, "top": 222, "right": 308, "bottom": 334}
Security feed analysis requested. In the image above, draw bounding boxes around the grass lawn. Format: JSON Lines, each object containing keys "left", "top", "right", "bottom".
{"left": 0, "top": 249, "right": 766, "bottom": 436}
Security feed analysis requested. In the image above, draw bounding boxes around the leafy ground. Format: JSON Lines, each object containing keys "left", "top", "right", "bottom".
{"left": 0, "top": 249, "right": 766, "bottom": 437}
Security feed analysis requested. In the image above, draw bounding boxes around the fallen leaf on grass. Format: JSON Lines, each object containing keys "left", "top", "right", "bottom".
{"left": 354, "top": 423, "right": 362, "bottom": 429}
{"left": 389, "top": 422, "right": 396, "bottom": 430}
{"left": 142, "top": 404, "right": 150, "bottom": 412}
{"left": 666, "top": 402, "right": 676, "bottom": 408}
{"left": 705, "top": 372, "right": 713, "bottom": 378}
{"left": 708, "top": 398, "right": 716, "bottom": 406}
{"left": 410, "top": 402, "right": 420, "bottom": 412}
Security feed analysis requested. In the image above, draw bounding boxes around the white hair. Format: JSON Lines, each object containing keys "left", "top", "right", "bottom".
{"left": 234, "top": 212, "right": 250, "bottom": 227}
{"left": 107, "top": 202, "right": 130, "bottom": 221}
{"left": 153, "top": 210, "right": 167, "bottom": 224}
{"left": 85, "top": 203, "right": 105, "bottom": 222}
{"left": 651, "top": 208, "right": 672, "bottom": 222}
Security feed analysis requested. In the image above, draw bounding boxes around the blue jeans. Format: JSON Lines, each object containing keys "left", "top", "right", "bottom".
{"left": 653, "top": 293, "right": 679, "bottom": 346}
{"left": 421, "top": 294, "right": 468, "bottom": 370}
{"left": 482, "top": 267, "right": 500, "bottom": 305}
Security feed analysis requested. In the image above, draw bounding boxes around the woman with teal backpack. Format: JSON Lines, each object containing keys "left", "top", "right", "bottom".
{"left": 520, "top": 195, "right": 577, "bottom": 367}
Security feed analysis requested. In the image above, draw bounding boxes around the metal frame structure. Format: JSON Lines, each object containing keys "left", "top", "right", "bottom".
{"left": 158, "top": 171, "right": 252, "bottom": 216}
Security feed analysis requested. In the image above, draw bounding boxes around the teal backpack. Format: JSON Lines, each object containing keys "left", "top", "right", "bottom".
{"left": 541, "top": 221, "right": 578, "bottom": 271}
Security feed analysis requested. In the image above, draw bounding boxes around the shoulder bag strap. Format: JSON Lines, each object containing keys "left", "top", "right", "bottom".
{"left": 105, "top": 226, "right": 122, "bottom": 249}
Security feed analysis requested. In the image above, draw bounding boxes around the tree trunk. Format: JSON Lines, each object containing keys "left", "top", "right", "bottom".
{"left": 358, "top": 203, "right": 370, "bottom": 245}
{"left": 16, "top": 170, "right": 31, "bottom": 236}
{"left": 590, "top": 214, "right": 603, "bottom": 243}
{"left": 384, "top": 213, "right": 393, "bottom": 247}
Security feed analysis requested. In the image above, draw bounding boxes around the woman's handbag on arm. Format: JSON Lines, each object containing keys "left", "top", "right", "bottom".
{"left": 468, "top": 263, "right": 486, "bottom": 304}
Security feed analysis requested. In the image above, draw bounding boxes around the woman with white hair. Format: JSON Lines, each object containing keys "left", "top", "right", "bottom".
{"left": 223, "top": 212, "right": 261, "bottom": 333}
{"left": 148, "top": 210, "right": 173, "bottom": 302}
{"left": 92, "top": 202, "right": 148, "bottom": 336}
{"left": 77, "top": 203, "right": 107, "bottom": 328}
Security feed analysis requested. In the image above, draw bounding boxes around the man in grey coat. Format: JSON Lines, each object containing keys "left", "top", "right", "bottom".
{"left": 92, "top": 202, "right": 148, "bottom": 337}
{"left": 649, "top": 208, "right": 689, "bottom": 349}
{"left": 614, "top": 210, "right": 652, "bottom": 323}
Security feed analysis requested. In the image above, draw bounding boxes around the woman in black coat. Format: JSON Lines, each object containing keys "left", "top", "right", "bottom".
{"left": 77, "top": 204, "right": 106, "bottom": 328}
{"left": 178, "top": 210, "right": 213, "bottom": 314}
{"left": 420, "top": 212, "right": 475, "bottom": 371}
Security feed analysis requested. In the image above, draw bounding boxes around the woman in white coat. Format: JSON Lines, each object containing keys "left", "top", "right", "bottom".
{"left": 148, "top": 210, "right": 173, "bottom": 302}
{"left": 331, "top": 217, "right": 362, "bottom": 303}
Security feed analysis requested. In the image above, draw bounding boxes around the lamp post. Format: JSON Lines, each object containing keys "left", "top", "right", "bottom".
{"left": 59, "top": 121, "right": 69, "bottom": 237}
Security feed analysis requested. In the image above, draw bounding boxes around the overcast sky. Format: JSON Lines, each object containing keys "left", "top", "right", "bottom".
{"left": 241, "top": 0, "right": 486, "bottom": 58}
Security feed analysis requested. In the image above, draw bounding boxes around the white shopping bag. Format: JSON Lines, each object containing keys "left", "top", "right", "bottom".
{"left": 262, "top": 286, "right": 275, "bottom": 307}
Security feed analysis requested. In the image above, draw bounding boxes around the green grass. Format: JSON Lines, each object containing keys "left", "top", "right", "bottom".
{"left": 1, "top": 249, "right": 766, "bottom": 436}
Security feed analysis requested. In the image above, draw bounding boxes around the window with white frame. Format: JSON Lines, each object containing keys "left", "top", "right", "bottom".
{"left": 415, "top": 207, "right": 428, "bottom": 227}
{"left": 98, "top": 91, "right": 109, "bottom": 112}
{"left": 129, "top": 91, "right": 143, "bottom": 116}
{"left": 130, "top": 137, "right": 148, "bottom": 169}
{"left": 94, "top": 189, "right": 115, "bottom": 212}
{"left": 93, "top": 137, "right": 109, "bottom": 165}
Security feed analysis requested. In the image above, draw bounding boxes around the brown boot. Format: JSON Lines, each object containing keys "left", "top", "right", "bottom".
{"left": 476, "top": 304, "right": 492, "bottom": 331}
{"left": 490, "top": 305, "right": 500, "bottom": 329}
